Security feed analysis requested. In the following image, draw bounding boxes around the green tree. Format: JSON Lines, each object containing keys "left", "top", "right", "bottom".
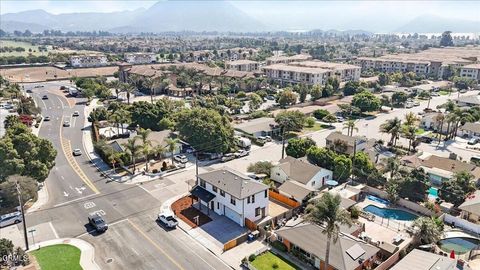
{"left": 343, "top": 81, "right": 362, "bottom": 96}
{"left": 275, "top": 110, "right": 306, "bottom": 158}
{"left": 380, "top": 117, "right": 402, "bottom": 146}
{"left": 277, "top": 89, "right": 297, "bottom": 107}
{"left": 176, "top": 108, "right": 234, "bottom": 153}
{"left": 352, "top": 152, "right": 375, "bottom": 182}
{"left": 392, "top": 92, "right": 408, "bottom": 106}
{"left": 333, "top": 155, "right": 352, "bottom": 182}
{"left": 136, "top": 128, "right": 152, "bottom": 172}
{"left": 439, "top": 31, "right": 454, "bottom": 47}
{"left": 378, "top": 73, "right": 390, "bottom": 86}
{"left": 440, "top": 171, "right": 476, "bottom": 205}
{"left": 351, "top": 91, "right": 381, "bottom": 112}
{"left": 412, "top": 217, "right": 444, "bottom": 245}
{"left": 286, "top": 137, "right": 316, "bottom": 158}
{"left": 305, "top": 117, "right": 316, "bottom": 127}
{"left": 4, "top": 115, "right": 20, "bottom": 129}
{"left": 0, "top": 238, "right": 14, "bottom": 258}
{"left": 307, "top": 146, "right": 337, "bottom": 171}
{"left": 0, "top": 175, "right": 38, "bottom": 214}
{"left": 165, "top": 138, "right": 180, "bottom": 165}
{"left": 305, "top": 193, "right": 352, "bottom": 270}
{"left": 248, "top": 93, "right": 262, "bottom": 112}
{"left": 313, "top": 109, "right": 330, "bottom": 120}
{"left": 310, "top": 85, "right": 323, "bottom": 101}
{"left": 123, "top": 137, "right": 142, "bottom": 173}
{"left": 121, "top": 82, "right": 135, "bottom": 105}
{"left": 247, "top": 161, "right": 273, "bottom": 176}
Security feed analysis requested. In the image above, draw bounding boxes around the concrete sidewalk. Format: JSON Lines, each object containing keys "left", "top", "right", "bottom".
{"left": 29, "top": 238, "right": 100, "bottom": 270}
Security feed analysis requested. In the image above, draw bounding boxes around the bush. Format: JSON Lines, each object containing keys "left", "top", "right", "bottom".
{"left": 305, "top": 117, "right": 316, "bottom": 127}
{"left": 313, "top": 109, "right": 330, "bottom": 120}
{"left": 350, "top": 206, "right": 360, "bottom": 219}
{"left": 152, "top": 169, "right": 159, "bottom": 173}
{"left": 272, "top": 262, "right": 279, "bottom": 269}
{"left": 248, "top": 254, "right": 257, "bottom": 262}
{"left": 271, "top": 241, "right": 287, "bottom": 252}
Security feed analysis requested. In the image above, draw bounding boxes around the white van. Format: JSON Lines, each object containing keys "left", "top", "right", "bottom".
{"left": 0, "top": 211, "right": 22, "bottom": 228}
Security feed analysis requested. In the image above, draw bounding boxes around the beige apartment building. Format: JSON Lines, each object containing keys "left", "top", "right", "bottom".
{"left": 266, "top": 54, "right": 312, "bottom": 65}
{"left": 460, "top": 63, "right": 480, "bottom": 82}
{"left": 124, "top": 53, "right": 156, "bottom": 64}
{"left": 225, "top": 60, "right": 259, "bottom": 72}
{"left": 262, "top": 60, "right": 361, "bottom": 85}
{"left": 69, "top": 54, "right": 108, "bottom": 68}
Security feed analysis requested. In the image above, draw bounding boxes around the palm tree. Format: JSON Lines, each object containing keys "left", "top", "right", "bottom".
{"left": 434, "top": 113, "right": 445, "bottom": 145}
{"left": 164, "top": 138, "right": 179, "bottom": 165}
{"left": 108, "top": 111, "right": 121, "bottom": 135}
{"left": 401, "top": 125, "right": 417, "bottom": 152}
{"left": 110, "top": 80, "right": 121, "bottom": 99}
{"left": 342, "top": 120, "right": 357, "bottom": 136}
{"left": 123, "top": 137, "right": 142, "bottom": 173}
{"left": 305, "top": 193, "right": 352, "bottom": 270}
{"left": 137, "top": 128, "right": 152, "bottom": 172}
{"left": 412, "top": 217, "right": 444, "bottom": 245}
{"left": 444, "top": 113, "right": 457, "bottom": 143}
{"left": 404, "top": 112, "right": 418, "bottom": 127}
{"left": 121, "top": 83, "right": 135, "bottom": 105}
{"left": 380, "top": 117, "right": 402, "bottom": 146}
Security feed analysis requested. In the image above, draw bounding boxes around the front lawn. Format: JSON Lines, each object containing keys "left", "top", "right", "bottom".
{"left": 439, "top": 90, "right": 450, "bottom": 96}
{"left": 251, "top": 251, "right": 300, "bottom": 270}
{"left": 31, "top": 244, "right": 82, "bottom": 270}
{"left": 415, "top": 128, "right": 425, "bottom": 135}
{"left": 303, "top": 123, "right": 323, "bottom": 133}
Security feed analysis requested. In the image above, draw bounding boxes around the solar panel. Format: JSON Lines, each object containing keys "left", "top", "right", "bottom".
{"left": 346, "top": 244, "right": 366, "bottom": 261}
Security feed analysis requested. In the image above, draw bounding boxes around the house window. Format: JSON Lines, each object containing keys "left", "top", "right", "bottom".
{"left": 247, "top": 196, "right": 250, "bottom": 204}
{"left": 264, "top": 190, "right": 268, "bottom": 198}
{"left": 217, "top": 202, "right": 220, "bottom": 209}
{"left": 200, "top": 180, "right": 206, "bottom": 188}
{"left": 220, "top": 190, "right": 225, "bottom": 197}
{"left": 255, "top": 207, "right": 261, "bottom": 216}
{"left": 251, "top": 195, "right": 255, "bottom": 203}
{"left": 212, "top": 186, "right": 217, "bottom": 193}
{"left": 311, "top": 181, "right": 315, "bottom": 186}
{"left": 231, "top": 197, "right": 236, "bottom": 205}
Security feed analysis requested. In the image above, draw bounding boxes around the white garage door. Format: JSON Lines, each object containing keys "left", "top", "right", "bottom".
{"left": 224, "top": 206, "right": 242, "bottom": 225}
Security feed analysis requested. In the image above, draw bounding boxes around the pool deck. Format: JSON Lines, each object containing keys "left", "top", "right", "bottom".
{"left": 443, "top": 230, "right": 480, "bottom": 241}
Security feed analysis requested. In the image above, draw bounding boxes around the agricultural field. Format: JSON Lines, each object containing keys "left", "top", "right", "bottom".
{"left": 0, "top": 39, "right": 97, "bottom": 57}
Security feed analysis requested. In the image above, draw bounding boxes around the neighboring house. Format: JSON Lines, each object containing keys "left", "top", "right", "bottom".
{"left": 401, "top": 153, "right": 480, "bottom": 186}
{"left": 109, "top": 130, "right": 181, "bottom": 156}
{"left": 271, "top": 156, "right": 333, "bottom": 190}
{"left": 458, "top": 122, "right": 480, "bottom": 138}
{"left": 456, "top": 95, "right": 480, "bottom": 107}
{"left": 420, "top": 112, "right": 449, "bottom": 132}
{"left": 364, "top": 139, "right": 395, "bottom": 165}
{"left": 124, "top": 53, "right": 156, "bottom": 64}
{"left": 192, "top": 167, "right": 269, "bottom": 227}
{"left": 390, "top": 249, "right": 458, "bottom": 270}
{"left": 234, "top": 117, "right": 281, "bottom": 138}
{"left": 460, "top": 63, "right": 480, "bottom": 82}
{"left": 69, "top": 54, "right": 108, "bottom": 68}
{"left": 277, "top": 179, "right": 315, "bottom": 203}
{"left": 225, "top": 60, "right": 259, "bottom": 72}
{"left": 325, "top": 132, "right": 367, "bottom": 155}
{"left": 458, "top": 190, "right": 480, "bottom": 224}
{"left": 276, "top": 223, "right": 379, "bottom": 270}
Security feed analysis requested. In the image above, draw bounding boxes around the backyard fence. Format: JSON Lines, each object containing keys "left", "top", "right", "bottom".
{"left": 375, "top": 249, "right": 402, "bottom": 270}
{"left": 269, "top": 191, "right": 300, "bottom": 208}
{"left": 443, "top": 213, "right": 480, "bottom": 234}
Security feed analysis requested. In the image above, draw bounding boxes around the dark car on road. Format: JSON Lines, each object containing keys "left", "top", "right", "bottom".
{"left": 418, "top": 136, "right": 433, "bottom": 143}
{"left": 42, "top": 95, "right": 48, "bottom": 100}
{"left": 88, "top": 214, "right": 108, "bottom": 233}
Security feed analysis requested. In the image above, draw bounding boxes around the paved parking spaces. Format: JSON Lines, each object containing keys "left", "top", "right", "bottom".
{"left": 193, "top": 214, "right": 248, "bottom": 245}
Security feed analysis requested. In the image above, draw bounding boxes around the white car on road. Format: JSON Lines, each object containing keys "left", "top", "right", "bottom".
{"left": 157, "top": 212, "right": 178, "bottom": 228}
{"left": 0, "top": 212, "right": 22, "bottom": 228}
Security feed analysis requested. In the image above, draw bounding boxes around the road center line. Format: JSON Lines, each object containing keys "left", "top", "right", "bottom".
{"left": 53, "top": 193, "right": 97, "bottom": 207}
{"left": 127, "top": 219, "right": 185, "bottom": 270}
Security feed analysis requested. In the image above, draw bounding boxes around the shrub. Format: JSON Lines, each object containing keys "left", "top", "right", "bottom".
{"left": 350, "top": 206, "right": 360, "bottom": 219}
{"left": 248, "top": 254, "right": 256, "bottom": 262}
{"left": 152, "top": 169, "right": 159, "bottom": 173}
{"left": 313, "top": 109, "right": 330, "bottom": 120}
{"left": 305, "top": 117, "right": 316, "bottom": 127}
{"left": 271, "top": 241, "right": 287, "bottom": 252}
{"left": 272, "top": 262, "right": 279, "bottom": 269}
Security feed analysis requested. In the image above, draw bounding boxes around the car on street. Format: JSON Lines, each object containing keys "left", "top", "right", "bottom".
{"left": 174, "top": 154, "right": 188, "bottom": 163}
{"left": 42, "top": 95, "right": 48, "bottom": 100}
{"left": 63, "top": 121, "right": 70, "bottom": 127}
{"left": 418, "top": 136, "right": 433, "bottom": 143}
{"left": 34, "top": 85, "right": 44, "bottom": 88}
{"left": 221, "top": 153, "right": 235, "bottom": 162}
{"left": 336, "top": 116, "right": 345, "bottom": 122}
{"left": 157, "top": 212, "right": 178, "bottom": 229}
{"left": 414, "top": 101, "right": 420, "bottom": 106}
{"left": 88, "top": 214, "right": 108, "bottom": 233}
{"left": 44, "top": 116, "right": 51, "bottom": 121}
{"left": 266, "top": 95, "right": 275, "bottom": 100}
{"left": 26, "top": 89, "right": 32, "bottom": 93}
{"left": 73, "top": 149, "right": 82, "bottom": 156}
{"left": 234, "top": 149, "right": 250, "bottom": 158}
{"left": 468, "top": 138, "right": 479, "bottom": 145}
{"left": 72, "top": 111, "right": 80, "bottom": 117}
{"left": 0, "top": 212, "right": 22, "bottom": 228}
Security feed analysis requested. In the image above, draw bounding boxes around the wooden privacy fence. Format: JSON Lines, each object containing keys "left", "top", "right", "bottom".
{"left": 269, "top": 190, "right": 301, "bottom": 208}
{"left": 245, "top": 218, "right": 258, "bottom": 231}
{"left": 224, "top": 238, "right": 237, "bottom": 251}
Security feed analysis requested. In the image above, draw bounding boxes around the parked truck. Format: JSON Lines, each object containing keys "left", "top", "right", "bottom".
{"left": 236, "top": 137, "right": 251, "bottom": 150}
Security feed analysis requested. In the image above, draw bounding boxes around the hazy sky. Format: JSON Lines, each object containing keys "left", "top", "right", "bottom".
{"left": 1, "top": 0, "right": 479, "bottom": 31}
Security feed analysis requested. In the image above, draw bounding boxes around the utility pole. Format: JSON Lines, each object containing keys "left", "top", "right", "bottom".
{"left": 350, "top": 139, "right": 357, "bottom": 186}
{"left": 281, "top": 127, "right": 285, "bottom": 159}
{"left": 16, "top": 181, "right": 29, "bottom": 251}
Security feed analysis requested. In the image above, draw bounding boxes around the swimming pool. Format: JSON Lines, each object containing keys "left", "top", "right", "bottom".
{"left": 366, "top": 195, "right": 390, "bottom": 206}
{"left": 438, "top": 237, "right": 480, "bottom": 254}
{"left": 363, "top": 205, "right": 418, "bottom": 221}
{"left": 428, "top": 187, "right": 438, "bottom": 199}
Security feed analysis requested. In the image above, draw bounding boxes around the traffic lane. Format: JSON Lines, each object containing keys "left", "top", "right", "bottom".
{"left": 80, "top": 219, "right": 187, "bottom": 270}
{"left": 130, "top": 213, "right": 230, "bottom": 270}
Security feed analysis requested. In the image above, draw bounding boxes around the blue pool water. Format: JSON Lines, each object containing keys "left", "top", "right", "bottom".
{"left": 366, "top": 195, "right": 390, "bottom": 206}
{"left": 363, "top": 205, "right": 418, "bottom": 221}
{"left": 428, "top": 187, "right": 438, "bottom": 199}
{"left": 438, "top": 237, "right": 480, "bottom": 254}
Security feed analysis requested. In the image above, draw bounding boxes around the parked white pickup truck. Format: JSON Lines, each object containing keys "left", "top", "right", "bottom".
{"left": 157, "top": 212, "right": 178, "bottom": 228}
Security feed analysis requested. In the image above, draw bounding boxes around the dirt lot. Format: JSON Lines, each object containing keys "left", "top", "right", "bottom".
{"left": 171, "top": 196, "right": 212, "bottom": 228}
{"left": 0, "top": 66, "right": 117, "bottom": 83}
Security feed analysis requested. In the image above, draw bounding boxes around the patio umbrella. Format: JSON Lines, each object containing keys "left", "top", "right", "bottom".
{"left": 325, "top": 180, "right": 339, "bottom": 186}
{"left": 450, "top": 250, "right": 455, "bottom": 259}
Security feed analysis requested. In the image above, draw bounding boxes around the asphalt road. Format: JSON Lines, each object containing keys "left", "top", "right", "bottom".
{"left": 23, "top": 82, "right": 229, "bottom": 270}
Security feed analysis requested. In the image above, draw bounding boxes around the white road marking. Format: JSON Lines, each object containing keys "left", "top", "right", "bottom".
{"left": 131, "top": 247, "right": 139, "bottom": 256}
{"left": 108, "top": 218, "right": 128, "bottom": 227}
{"left": 136, "top": 184, "right": 153, "bottom": 195}
{"left": 76, "top": 187, "right": 83, "bottom": 194}
{"left": 89, "top": 209, "right": 106, "bottom": 216}
{"left": 49, "top": 222, "right": 59, "bottom": 239}
{"left": 63, "top": 191, "right": 69, "bottom": 197}
{"left": 84, "top": 201, "right": 96, "bottom": 209}
{"left": 53, "top": 193, "right": 97, "bottom": 207}
{"left": 61, "top": 176, "right": 65, "bottom": 180}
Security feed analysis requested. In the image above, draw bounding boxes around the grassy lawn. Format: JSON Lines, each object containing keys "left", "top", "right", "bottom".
{"left": 303, "top": 123, "right": 323, "bottom": 133}
{"left": 251, "top": 251, "right": 300, "bottom": 270}
{"left": 415, "top": 128, "right": 425, "bottom": 135}
{"left": 439, "top": 90, "right": 450, "bottom": 96}
{"left": 31, "top": 244, "right": 82, "bottom": 270}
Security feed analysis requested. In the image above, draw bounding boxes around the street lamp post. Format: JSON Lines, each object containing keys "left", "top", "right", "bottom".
{"left": 16, "top": 181, "right": 29, "bottom": 251}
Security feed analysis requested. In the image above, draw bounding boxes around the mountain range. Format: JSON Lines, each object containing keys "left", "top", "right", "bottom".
{"left": 1, "top": 1, "right": 479, "bottom": 33}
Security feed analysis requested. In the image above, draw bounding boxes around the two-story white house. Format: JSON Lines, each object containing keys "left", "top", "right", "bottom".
{"left": 192, "top": 167, "right": 269, "bottom": 227}
{"left": 271, "top": 157, "right": 333, "bottom": 199}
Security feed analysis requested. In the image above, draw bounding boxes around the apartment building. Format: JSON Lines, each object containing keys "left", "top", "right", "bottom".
{"left": 460, "top": 63, "right": 480, "bottom": 82}
{"left": 192, "top": 167, "right": 269, "bottom": 227}
{"left": 225, "top": 60, "right": 259, "bottom": 72}
{"left": 266, "top": 54, "right": 312, "bottom": 65}
{"left": 124, "top": 53, "right": 156, "bottom": 64}
{"left": 354, "top": 57, "right": 431, "bottom": 75}
{"left": 262, "top": 60, "right": 361, "bottom": 85}
{"left": 69, "top": 54, "right": 108, "bottom": 68}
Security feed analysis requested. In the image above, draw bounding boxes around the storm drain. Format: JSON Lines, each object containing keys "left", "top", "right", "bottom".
{"left": 106, "top": 258, "right": 114, "bottom": 264}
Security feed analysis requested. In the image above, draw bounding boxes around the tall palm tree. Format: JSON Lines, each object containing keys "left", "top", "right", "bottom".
{"left": 385, "top": 157, "right": 399, "bottom": 179}
{"left": 401, "top": 125, "right": 417, "bottom": 152}
{"left": 136, "top": 128, "right": 152, "bottom": 172}
{"left": 305, "top": 193, "right": 352, "bottom": 270}
{"left": 412, "top": 217, "right": 444, "bottom": 245}
{"left": 123, "top": 137, "right": 142, "bottom": 173}
{"left": 434, "top": 113, "right": 445, "bottom": 145}
{"left": 164, "top": 138, "right": 179, "bottom": 165}
{"left": 121, "top": 82, "right": 135, "bottom": 105}
{"left": 342, "top": 120, "right": 357, "bottom": 136}
{"left": 404, "top": 112, "right": 418, "bottom": 127}
{"left": 444, "top": 113, "right": 457, "bottom": 143}
{"left": 108, "top": 111, "right": 122, "bottom": 135}
{"left": 110, "top": 80, "right": 121, "bottom": 99}
{"left": 380, "top": 117, "right": 402, "bottom": 146}
{"left": 113, "top": 109, "right": 129, "bottom": 135}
